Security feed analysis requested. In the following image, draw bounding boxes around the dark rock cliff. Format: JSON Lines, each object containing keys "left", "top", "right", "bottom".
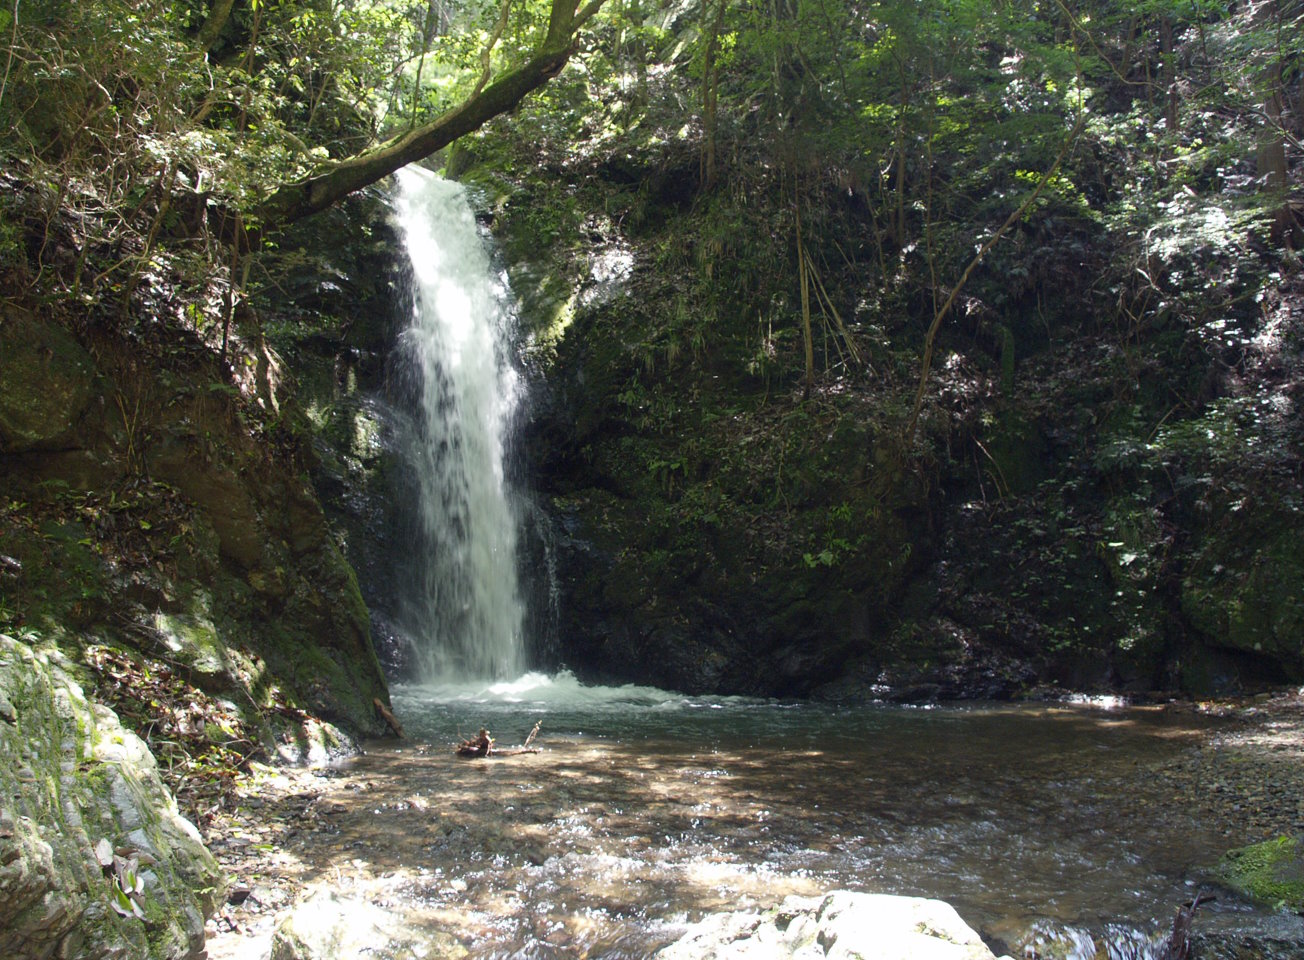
{"left": 0, "top": 297, "right": 390, "bottom": 739}
{"left": 456, "top": 136, "right": 1304, "bottom": 702}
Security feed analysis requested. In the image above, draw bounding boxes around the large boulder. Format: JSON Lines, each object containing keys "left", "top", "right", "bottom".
{"left": 1183, "top": 522, "right": 1304, "bottom": 676}
{"left": 0, "top": 633, "right": 224, "bottom": 960}
{"left": 658, "top": 891, "right": 1009, "bottom": 960}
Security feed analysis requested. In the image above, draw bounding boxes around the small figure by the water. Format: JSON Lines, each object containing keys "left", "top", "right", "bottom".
{"left": 457, "top": 727, "right": 495, "bottom": 757}
{"left": 455, "top": 720, "right": 542, "bottom": 758}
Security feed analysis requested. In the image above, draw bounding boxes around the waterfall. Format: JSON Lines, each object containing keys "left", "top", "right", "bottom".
{"left": 391, "top": 165, "right": 526, "bottom": 681}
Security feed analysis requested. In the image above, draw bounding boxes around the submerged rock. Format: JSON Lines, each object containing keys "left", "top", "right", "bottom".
{"left": 658, "top": 891, "right": 1009, "bottom": 960}
{"left": 0, "top": 633, "right": 224, "bottom": 960}
{"left": 268, "top": 890, "right": 467, "bottom": 960}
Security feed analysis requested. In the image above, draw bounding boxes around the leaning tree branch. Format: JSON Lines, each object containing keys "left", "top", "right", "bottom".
{"left": 249, "top": 0, "right": 606, "bottom": 232}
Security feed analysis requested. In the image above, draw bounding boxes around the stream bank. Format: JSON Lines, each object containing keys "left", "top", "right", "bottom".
{"left": 203, "top": 689, "right": 1304, "bottom": 960}
{"left": 0, "top": 191, "right": 400, "bottom": 960}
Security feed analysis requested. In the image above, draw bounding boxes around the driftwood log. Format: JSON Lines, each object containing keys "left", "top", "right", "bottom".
{"left": 456, "top": 720, "right": 542, "bottom": 758}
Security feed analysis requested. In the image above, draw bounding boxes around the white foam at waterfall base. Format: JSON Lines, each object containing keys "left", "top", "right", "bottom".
{"left": 396, "top": 669, "right": 693, "bottom": 709}
{"left": 392, "top": 165, "right": 526, "bottom": 681}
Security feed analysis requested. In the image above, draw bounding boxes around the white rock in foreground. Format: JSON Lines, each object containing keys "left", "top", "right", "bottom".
{"left": 268, "top": 890, "right": 467, "bottom": 960}
{"left": 658, "top": 891, "right": 1011, "bottom": 960}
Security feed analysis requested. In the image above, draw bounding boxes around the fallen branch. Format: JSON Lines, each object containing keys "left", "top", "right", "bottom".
{"left": 455, "top": 721, "right": 542, "bottom": 758}
{"left": 372, "top": 697, "right": 405, "bottom": 738}
{"left": 495, "top": 720, "right": 543, "bottom": 756}
{"left": 1160, "top": 891, "right": 1213, "bottom": 960}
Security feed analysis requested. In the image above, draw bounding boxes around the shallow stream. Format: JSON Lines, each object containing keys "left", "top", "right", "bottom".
{"left": 231, "top": 674, "right": 1302, "bottom": 959}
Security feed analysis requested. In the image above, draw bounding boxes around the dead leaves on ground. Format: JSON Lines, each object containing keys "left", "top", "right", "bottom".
{"left": 85, "top": 644, "right": 257, "bottom": 813}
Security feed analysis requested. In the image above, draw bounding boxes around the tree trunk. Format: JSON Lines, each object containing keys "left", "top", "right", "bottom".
{"left": 1258, "top": 66, "right": 1288, "bottom": 193}
{"left": 1259, "top": 68, "right": 1294, "bottom": 245}
{"left": 1159, "top": 16, "right": 1178, "bottom": 135}
{"left": 894, "top": 55, "right": 908, "bottom": 245}
{"left": 251, "top": 0, "right": 605, "bottom": 231}
{"left": 1255, "top": 1, "right": 1296, "bottom": 246}
{"left": 796, "top": 194, "right": 814, "bottom": 400}
{"left": 617, "top": 0, "right": 648, "bottom": 118}
{"left": 700, "top": 0, "right": 727, "bottom": 191}
{"left": 196, "top": 0, "right": 238, "bottom": 54}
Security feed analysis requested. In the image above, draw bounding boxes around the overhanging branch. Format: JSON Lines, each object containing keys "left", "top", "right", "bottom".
{"left": 250, "top": 0, "right": 606, "bottom": 231}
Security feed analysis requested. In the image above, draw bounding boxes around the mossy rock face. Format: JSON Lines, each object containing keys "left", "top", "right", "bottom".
{"left": 153, "top": 611, "right": 234, "bottom": 682}
{"left": 0, "top": 311, "right": 97, "bottom": 453}
{"left": 0, "top": 633, "right": 224, "bottom": 960}
{"left": 147, "top": 440, "right": 267, "bottom": 570}
{"left": 1183, "top": 521, "right": 1304, "bottom": 676}
{"left": 1217, "top": 835, "right": 1304, "bottom": 911}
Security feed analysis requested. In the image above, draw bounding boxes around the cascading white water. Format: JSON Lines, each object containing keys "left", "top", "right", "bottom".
{"left": 392, "top": 165, "right": 526, "bottom": 681}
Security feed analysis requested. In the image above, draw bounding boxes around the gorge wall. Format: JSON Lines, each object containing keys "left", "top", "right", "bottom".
{"left": 451, "top": 111, "right": 1304, "bottom": 702}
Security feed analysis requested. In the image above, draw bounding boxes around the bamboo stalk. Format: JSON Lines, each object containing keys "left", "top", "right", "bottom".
{"left": 803, "top": 249, "right": 862, "bottom": 365}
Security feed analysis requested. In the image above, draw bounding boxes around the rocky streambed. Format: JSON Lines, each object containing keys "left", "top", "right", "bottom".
{"left": 200, "top": 690, "right": 1304, "bottom": 960}
{"left": 10, "top": 633, "right": 1300, "bottom": 960}
{"left": 1150, "top": 695, "right": 1304, "bottom": 841}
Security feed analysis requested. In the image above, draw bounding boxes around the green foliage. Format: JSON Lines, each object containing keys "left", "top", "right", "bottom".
{"left": 0, "top": 0, "right": 614, "bottom": 315}
{"left": 3, "top": 0, "right": 1300, "bottom": 701}
{"left": 803, "top": 501, "right": 877, "bottom": 569}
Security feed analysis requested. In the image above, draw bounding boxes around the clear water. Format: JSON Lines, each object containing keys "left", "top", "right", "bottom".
{"left": 282, "top": 676, "right": 1301, "bottom": 959}
{"left": 391, "top": 167, "right": 526, "bottom": 680}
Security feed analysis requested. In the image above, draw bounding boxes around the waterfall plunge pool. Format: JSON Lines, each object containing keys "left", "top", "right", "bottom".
{"left": 211, "top": 676, "right": 1304, "bottom": 959}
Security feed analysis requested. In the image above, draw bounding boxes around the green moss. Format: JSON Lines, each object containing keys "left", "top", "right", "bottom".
{"left": 1217, "top": 835, "right": 1304, "bottom": 911}
{"left": 153, "top": 611, "right": 230, "bottom": 679}
{"left": 1182, "top": 523, "right": 1304, "bottom": 670}
{"left": 523, "top": 284, "right": 579, "bottom": 363}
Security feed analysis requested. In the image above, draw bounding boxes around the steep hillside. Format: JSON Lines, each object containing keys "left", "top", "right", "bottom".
{"left": 453, "top": 0, "right": 1303, "bottom": 698}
